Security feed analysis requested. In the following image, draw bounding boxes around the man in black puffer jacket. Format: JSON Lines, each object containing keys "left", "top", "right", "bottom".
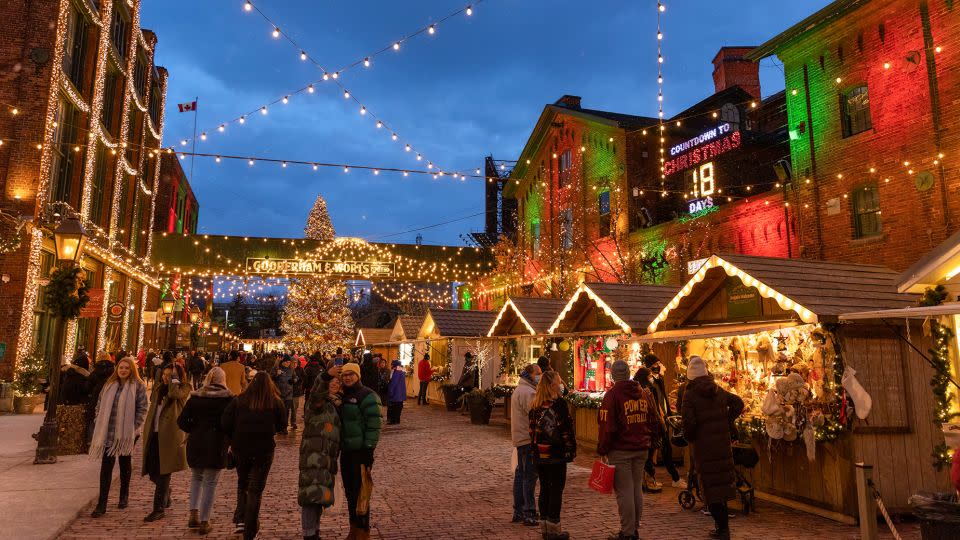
{"left": 681, "top": 356, "right": 744, "bottom": 540}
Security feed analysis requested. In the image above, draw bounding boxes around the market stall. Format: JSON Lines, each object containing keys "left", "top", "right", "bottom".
{"left": 388, "top": 314, "right": 431, "bottom": 398}
{"left": 640, "top": 253, "right": 952, "bottom": 520}
{"left": 487, "top": 297, "right": 568, "bottom": 419}
{"left": 416, "top": 308, "right": 499, "bottom": 405}
{"left": 354, "top": 327, "right": 396, "bottom": 359}
{"left": 546, "top": 282, "right": 679, "bottom": 450}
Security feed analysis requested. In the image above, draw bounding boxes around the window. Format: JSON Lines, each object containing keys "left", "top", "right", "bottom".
{"left": 101, "top": 68, "right": 120, "bottom": 135}
{"left": 49, "top": 97, "right": 82, "bottom": 205}
{"left": 841, "top": 86, "right": 872, "bottom": 137}
{"left": 62, "top": 4, "right": 90, "bottom": 93}
{"left": 561, "top": 209, "right": 573, "bottom": 250}
{"left": 598, "top": 190, "right": 611, "bottom": 237}
{"left": 175, "top": 185, "right": 187, "bottom": 233}
{"left": 132, "top": 52, "right": 147, "bottom": 97}
{"left": 148, "top": 79, "right": 162, "bottom": 126}
{"left": 852, "top": 183, "right": 882, "bottom": 238}
{"left": 90, "top": 144, "right": 109, "bottom": 227}
{"left": 558, "top": 149, "right": 573, "bottom": 187}
{"left": 531, "top": 221, "right": 541, "bottom": 255}
{"left": 110, "top": 3, "right": 130, "bottom": 58}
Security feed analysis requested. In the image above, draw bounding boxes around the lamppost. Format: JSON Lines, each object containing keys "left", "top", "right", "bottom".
{"left": 161, "top": 295, "right": 175, "bottom": 351}
{"left": 211, "top": 323, "right": 219, "bottom": 352}
{"left": 35, "top": 218, "right": 87, "bottom": 464}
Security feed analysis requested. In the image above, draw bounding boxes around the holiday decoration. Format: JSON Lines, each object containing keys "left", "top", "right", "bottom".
{"left": 920, "top": 285, "right": 960, "bottom": 470}
{"left": 44, "top": 267, "right": 90, "bottom": 319}
{"left": 280, "top": 195, "right": 354, "bottom": 353}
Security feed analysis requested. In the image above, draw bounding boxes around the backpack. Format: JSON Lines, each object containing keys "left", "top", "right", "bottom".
{"left": 535, "top": 403, "right": 564, "bottom": 446}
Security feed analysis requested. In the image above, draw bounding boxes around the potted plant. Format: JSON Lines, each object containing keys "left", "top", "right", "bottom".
{"left": 464, "top": 388, "right": 496, "bottom": 425}
{"left": 439, "top": 383, "right": 460, "bottom": 411}
{"left": 13, "top": 351, "right": 46, "bottom": 414}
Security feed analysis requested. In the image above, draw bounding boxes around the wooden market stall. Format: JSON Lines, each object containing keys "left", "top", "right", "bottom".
{"left": 547, "top": 282, "right": 679, "bottom": 450}
{"left": 354, "top": 327, "right": 396, "bottom": 359}
{"left": 388, "top": 314, "right": 431, "bottom": 398}
{"left": 487, "top": 297, "right": 568, "bottom": 379}
{"left": 416, "top": 309, "right": 498, "bottom": 404}
{"left": 640, "top": 253, "right": 952, "bottom": 520}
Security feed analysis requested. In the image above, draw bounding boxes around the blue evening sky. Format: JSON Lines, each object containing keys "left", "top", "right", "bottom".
{"left": 140, "top": 0, "right": 830, "bottom": 245}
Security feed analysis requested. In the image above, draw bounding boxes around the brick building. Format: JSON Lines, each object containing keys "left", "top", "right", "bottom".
{"left": 0, "top": 0, "right": 167, "bottom": 379}
{"left": 749, "top": 0, "right": 960, "bottom": 270}
{"left": 155, "top": 152, "right": 198, "bottom": 234}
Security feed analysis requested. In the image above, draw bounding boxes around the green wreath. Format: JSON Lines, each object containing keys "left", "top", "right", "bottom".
{"left": 44, "top": 266, "right": 90, "bottom": 319}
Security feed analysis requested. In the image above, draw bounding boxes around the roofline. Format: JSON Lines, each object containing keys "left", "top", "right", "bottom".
{"left": 487, "top": 298, "right": 536, "bottom": 337}
{"left": 547, "top": 283, "right": 632, "bottom": 335}
{"left": 747, "top": 0, "right": 871, "bottom": 60}
{"left": 897, "top": 227, "right": 960, "bottom": 293}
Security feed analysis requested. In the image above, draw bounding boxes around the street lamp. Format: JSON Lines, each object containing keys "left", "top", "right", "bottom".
{"left": 36, "top": 218, "right": 87, "bottom": 464}
{"left": 189, "top": 305, "right": 200, "bottom": 323}
{"left": 161, "top": 295, "right": 175, "bottom": 315}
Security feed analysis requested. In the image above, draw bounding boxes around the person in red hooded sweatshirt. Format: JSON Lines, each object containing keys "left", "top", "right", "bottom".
{"left": 597, "top": 360, "right": 660, "bottom": 540}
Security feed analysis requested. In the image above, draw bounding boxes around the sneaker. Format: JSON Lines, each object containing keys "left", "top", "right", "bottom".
{"left": 671, "top": 479, "right": 687, "bottom": 489}
{"left": 233, "top": 523, "right": 245, "bottom": 535}
{"left": 523, "top": 517, "right": 539, "bottom": 527}
{"left": 144, "top": 510, "right": 165, "bottom": 522}
{"left": 90, "top": 505, "right": 106, "bottom": 518}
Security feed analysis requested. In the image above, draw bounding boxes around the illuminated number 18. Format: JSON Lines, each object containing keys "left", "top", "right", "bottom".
{"left": 692, "top": 161, "right": 716, "bottom": 197}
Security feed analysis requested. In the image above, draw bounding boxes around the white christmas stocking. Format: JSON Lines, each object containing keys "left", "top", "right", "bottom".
{"left": 803, "top": 424, "right": 816, "bottom": 462}
{"left": 842, "top": 366, "right": 872, "bottom": 420}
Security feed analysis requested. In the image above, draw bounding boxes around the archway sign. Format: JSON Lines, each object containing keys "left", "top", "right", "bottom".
{"left": 151, "top": 233, "right": 493, "bottom": 283}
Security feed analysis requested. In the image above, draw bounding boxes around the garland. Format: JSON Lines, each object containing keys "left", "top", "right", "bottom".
{"left": 921, "top": 285, "right": 959, "bottom": 470}
{"left": 44, "top": 266, "right": 90, "bottom": 319}
{"left": 0, "top": 229, "right": 23, "bottom": 254}
{"left": 567, "top": 391, "right": 604, "bottom": 409}
{"left": 491, "top": 384, "right": 515, "bottom": 398}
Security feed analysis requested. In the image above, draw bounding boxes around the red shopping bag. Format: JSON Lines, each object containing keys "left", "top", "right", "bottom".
{"left": 588, "top": 458, "right": 615, "bottom": 494}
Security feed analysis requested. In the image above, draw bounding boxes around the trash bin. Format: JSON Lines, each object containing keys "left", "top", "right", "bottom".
{"left": 909, "top": 491, "right": 960, "bottom": 540}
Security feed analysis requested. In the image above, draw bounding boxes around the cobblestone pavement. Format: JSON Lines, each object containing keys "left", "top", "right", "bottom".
{"left": 61, "top": 403, "right": 918, "bottom": 539}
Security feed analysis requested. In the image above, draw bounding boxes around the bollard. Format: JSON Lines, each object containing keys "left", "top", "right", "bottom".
{"left": 855, "top": 462, "right": 878, "bottom": 540}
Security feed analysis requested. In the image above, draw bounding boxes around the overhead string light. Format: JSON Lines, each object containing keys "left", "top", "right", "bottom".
{"left": 657, "top": 1, "right": 667, "bottom": 194}
{"left": 185, "top": 0, "right": 484, "bottom": 176}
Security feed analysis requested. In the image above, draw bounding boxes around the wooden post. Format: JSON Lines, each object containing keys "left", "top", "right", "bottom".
{"left": 855, "top": 462, "right": 878, "bottom": 540}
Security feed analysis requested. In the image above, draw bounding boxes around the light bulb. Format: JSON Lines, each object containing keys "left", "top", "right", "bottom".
{"left": 364, "top": 57, "right": 370, "bottom": 67}
{"left": 403, "top": 171, "right": 409, "bottom": 177}
{"left": 393, "top": 42, "right": 400, "bottom": 51}
{"left": 475, "top": 168, "right": 480, "bottom": 174}
{"left": 11, "top": 108, "right": 17, "bottom": 115}
{"left": 248, "top": 159, "right": 255, "bottom": 166}
{"left": 405, "top": 144, "right": 411, "bottom": 152}
{"left": 657, "top": 32, "right": 663, "bottom": 40}
{"left": 658, "top": 76, "right": 663, "bottom": 83}
{"left": 300, "top": 51, "right": 307, "bottom": 61}
{"left": 428, "top": 24, "right": 436, "bottom": 34}
{"left": 343, "top": 90, "right": 350, "bottom": 99}
{"left": 658, "top": 55, "right": 663, "bottom": 63}
{"left": 218, "top": 124, "right": 225, "bottom": 132}
{"left": 428, "top": 162, "right": 433, "bottom": 169}
{"left": 260, "top": 106, "right": 268, "bottom": 114}
{"left": 392, "top": 133, "right": 398, "bottom": 141}
{"left": 659, "top": 3, "right": 665, "bottom": 12}
{"left": 307, "top": 84, "right": 314, "bottom": 93}
{"left": 215, "top": 156, "right": 221, "bottom": 163}
{"left": 239, "top": 115, "right": 245, "bottom": 124}
{"left": 200, "top": 132, "right": 207, "bottom": 140}
{"left": 883, "top": 62, "right": 891, "bottom": 69}
{"left": 244, "top": 1, "right": 252, "bottom": 11}
{"left": 332, "top": 72, "right": 339, "bottom": 79}
{"left": 272, "top": 27, "right": 280, "bottom": 38}
{"left": 416, "top": 153, "right": 422, "bottom": 161}
{"left": 466, "top": 5, "right": 473, "bottom": 15}
{"left": 282, "top": 96, "right": 288, "bottom": 104}
{"left": 376, "top": 120, "right": 383, "bottom": 128}
{"left": 373, "top": 169, "right": 379, "bottom": 175}
{"left": 360, "top": 106, "right": 366, "bottom": 115}
{"left": 181, "top": 139, "right": 187, "bottom": 146}
{"left": 344, "top": 166, "right": 349, "bottom": 173}
{"left": 312, "top": 164, "right": 318, "bottom": 171}
{"left": 322, "top": 73, "right": 329, "bottom": 81}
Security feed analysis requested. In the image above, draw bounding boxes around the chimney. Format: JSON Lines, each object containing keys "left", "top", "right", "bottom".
{"left": 712, "top": 47, "right": 761, "bottom": 100}
{"left": 555, "top": 95, "right": 582, "bottom": 109}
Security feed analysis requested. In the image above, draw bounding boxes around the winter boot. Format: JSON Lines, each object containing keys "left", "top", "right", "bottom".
{"left": 118, "top": 479, "right": 129, "bottom": 509}
{"left": 90, "top": 502, "right": 107, "bottom": 518}
{"left": 198, "top": 521, "right": 213, "bottom": 535}
{"left": 344, "top": 525, "right": 359, "bottom": 540}
{"left": 550, "top": 521, "right": 570, "bottom": 540}
{"left": 188, "top": 509, "right": 200, "bottom": 528}
{"left": 302, "top": 535, "right": 319, "bottom": 540}
{"left": 355, "top": 527, "right": 371, "bottom": 540}
{"left": 144, "top": 509, "right": 165, "bottom": 522}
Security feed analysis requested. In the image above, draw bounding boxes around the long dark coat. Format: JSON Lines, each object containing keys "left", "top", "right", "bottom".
{"left": 681, "top": 375, "right": 744, "bottom": 505}
{"left": 176, "top": 384, "right": 234, "bottom": 469}
{"left": 298, "top": 374, "right": 341, "bottom": 507}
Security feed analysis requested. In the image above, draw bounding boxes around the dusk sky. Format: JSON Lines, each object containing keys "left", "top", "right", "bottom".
{"left": 141, "top": 0, "right": 831, "bottom": 245}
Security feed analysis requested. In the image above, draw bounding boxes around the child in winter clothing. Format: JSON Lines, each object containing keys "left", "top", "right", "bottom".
{"left": 386, "top": 360, "right": 407, "bottom": 424}
{"left": 298, "top": 372, "right": 342, "bottom": 540}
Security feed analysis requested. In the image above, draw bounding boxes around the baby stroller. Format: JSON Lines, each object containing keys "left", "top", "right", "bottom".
{"left": 675, "top": 431, "right": 759, "bottom": 515}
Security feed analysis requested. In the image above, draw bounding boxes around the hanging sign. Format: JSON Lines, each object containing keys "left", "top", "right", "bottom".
{"left": 245, "top": 258, "right": 395, "bottom": 277}
{"left": 80, "top": 289, "right": 105, "bottom": 319}
{"left": 106, "top": 302, "right": 126, "bottom": 324}
{"left": 725, "top": 277, "right": 761, "bottom": 320}
{"left": 142, "top": 310, "right": 157, "bottom": 324}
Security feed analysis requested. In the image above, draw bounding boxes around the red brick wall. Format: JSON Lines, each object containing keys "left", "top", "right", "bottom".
{"left": 776, "top": 0, "right": 960, "bottom": 271}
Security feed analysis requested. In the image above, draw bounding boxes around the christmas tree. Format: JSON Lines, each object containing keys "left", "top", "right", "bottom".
{"left": 281, "top": 195, "right": 354, "bottom": 353}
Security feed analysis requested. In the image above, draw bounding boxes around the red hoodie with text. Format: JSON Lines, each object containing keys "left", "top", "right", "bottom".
{"left": 597, "top": 379, "right": 660, "bottom": 455}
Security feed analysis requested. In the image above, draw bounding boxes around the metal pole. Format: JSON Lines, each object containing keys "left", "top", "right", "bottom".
{"left": 34, "top": 313, "right": 67, "bottom": 464}
{"left": 855, "top": 462, "right": 878, "bottom": 540}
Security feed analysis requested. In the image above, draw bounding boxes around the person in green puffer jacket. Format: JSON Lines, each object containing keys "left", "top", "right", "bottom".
{"left": 298, "top": 370, "right": 342, "bottom": 540}
{"left": 322, "top": 362, "right": 381, "bottom": 540}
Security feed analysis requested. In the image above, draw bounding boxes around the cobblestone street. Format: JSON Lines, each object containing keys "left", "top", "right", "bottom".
{"left": 60, "top": 403, "right": 917, "bottom": 540}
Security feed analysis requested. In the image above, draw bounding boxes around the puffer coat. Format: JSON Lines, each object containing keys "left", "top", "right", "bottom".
{"left": 298, "top": 375, "right": 342, "bottom": 507}
{"left": 681, "top": 375, "right": 745, "bottom": 504}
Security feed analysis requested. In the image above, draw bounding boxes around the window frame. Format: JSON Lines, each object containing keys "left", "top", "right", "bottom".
{"left": 109, "top": 2, "right": 130, "bottom": 59}
{"left": 62, "top": 2, "right": 91, "bottom": 94}
{"left": 49, "top": 96, "right": 83, "bottom": 206}
{"left": 841, "top": 85, "right": 872, "bottom": 138}
{"left": 598, "top": 189, "right": 612, "bottom": 238}
{"left": 558, "top": 149, "right": 573, "bottom": 187}
{"left": 851, "top": 182, "right": 882, "bottom": 239}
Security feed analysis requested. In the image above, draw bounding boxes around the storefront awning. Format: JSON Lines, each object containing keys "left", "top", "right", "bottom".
{"left": 488, "top": 297, "right": 567, "bottom": 337}
{"left": 638, "top": 321, "right": 800, "bottom": 342}
{"left": 839, "top": 303, "right": 960, "bottom": 321}
{"left": 548, "top": 282, "right": 679, "bottom": 335}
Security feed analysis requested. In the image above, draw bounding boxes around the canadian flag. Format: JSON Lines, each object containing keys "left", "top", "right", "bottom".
{"left": 178, "top": 101, "right": 197, "bottom": 113}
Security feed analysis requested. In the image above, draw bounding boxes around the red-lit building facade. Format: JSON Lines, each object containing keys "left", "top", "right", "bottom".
{"left": 749, "top": 0, "right": 960, "bottom": 271}
{"left": 155, "top": 153, "right": 199, "bottom": 234}
{"left": 0, "top": 0, "right": 167, "bottom": 379}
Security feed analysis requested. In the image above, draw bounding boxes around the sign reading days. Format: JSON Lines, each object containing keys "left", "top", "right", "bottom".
{"left": 246, "top": 258, "right": 395, "bottom": 277}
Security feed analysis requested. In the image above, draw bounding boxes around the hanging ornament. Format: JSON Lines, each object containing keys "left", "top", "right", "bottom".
{"left": 605, "top": 337, "right": 619, "bottom": 351}
{"left": 559, "top": 341, "right": 570, "bottom": 352}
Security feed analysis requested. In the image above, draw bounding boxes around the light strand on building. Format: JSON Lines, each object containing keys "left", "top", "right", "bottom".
{"left": 657, "top": 1, "right": 667, "bottom": 195}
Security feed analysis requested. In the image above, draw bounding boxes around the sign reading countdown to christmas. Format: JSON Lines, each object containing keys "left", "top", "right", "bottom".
{"left": 246, "top": 258, "right": 395, "bottom": 277}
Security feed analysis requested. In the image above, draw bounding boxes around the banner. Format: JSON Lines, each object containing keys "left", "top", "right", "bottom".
{"left": 245, "top": 258, "right": 395, "bottom": 277}
{"left": 80, "top": 289, "right": 105, "bottom": 318}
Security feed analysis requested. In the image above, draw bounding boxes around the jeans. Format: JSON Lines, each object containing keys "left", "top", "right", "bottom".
{"left": 709, "top": 502, "right": 729, "bottom": 532}
{"left": 341, "top": 450, "right": 371, "bottom": 530}
{"left": 292, "top": 396, "right": 303, "bottom": 426}
{"left": 512, "top": 444, "right": 538, "bottom": 520}
{"left": 283, "top": 399, "right": 294, "bottom": 428}
{"left": 609, "top": 449, "right": 649, "bottom": 536}
{"left": 301, "top": 503, "right": 324, "bottom": 537}
{"left": 189, "top": 468, "right": 222, "bottom": 522}
{"left": 97, "top": 454, "right": 132, "bottom": 507}
{"left": 644, "top": 433, "right": 680, "bottom": 482}
{"left": 536, "top": 462, "right": 567, "bottom": 523}
{"left": 417, "top": 381, "right": 429, "bottom": 404}
{"left": 235, "top": 452, "right": 274, "bottom": 540}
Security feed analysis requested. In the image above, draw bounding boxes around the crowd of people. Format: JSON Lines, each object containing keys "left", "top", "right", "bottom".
{"left": 52, "top": 342, "right": 755, "bottom": 540}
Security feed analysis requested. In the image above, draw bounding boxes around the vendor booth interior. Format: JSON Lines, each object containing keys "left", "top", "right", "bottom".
{"left": 487, "top": 297, "right": 568, "bottom": 383}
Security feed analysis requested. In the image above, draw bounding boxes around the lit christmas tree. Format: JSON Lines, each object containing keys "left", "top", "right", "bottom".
{"left": 281, "top": 195, "right": 354, "bottom": 353}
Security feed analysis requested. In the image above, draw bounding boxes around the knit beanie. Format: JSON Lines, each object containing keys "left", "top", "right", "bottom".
{"left": 206, "top": 366, "right": 226, "bottom": 387}
{"left": 611, "top": 360, "right": 630, "bottom": 382}
{"left": 341, "top": 363, "right": 361, "bottom": 378}
{"left": 391, "top": 359, "right": 402, "bottom": 368}
{"left": 686, "top": 355, "right": 708, "bottom": 380}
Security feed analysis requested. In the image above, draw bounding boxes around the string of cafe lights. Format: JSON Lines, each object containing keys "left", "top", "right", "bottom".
{"left": 656, "top": 0, "right": 667, "bottom": 194}
{"left": 175, "top": 1, "right": 482, "bottom": 177}
{"left": 370, "top": 281, "right": 456, "bottom": 305}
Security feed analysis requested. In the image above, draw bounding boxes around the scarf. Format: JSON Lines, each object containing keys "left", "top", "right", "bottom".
{"left": 88, "top": 380, "right": 139, "bottom": 458}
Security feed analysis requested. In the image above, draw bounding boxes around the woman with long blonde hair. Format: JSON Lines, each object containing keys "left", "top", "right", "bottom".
{"left": 528, "top": 371, "right": 576, "bottom": 540}
{"left": 88, "top": 356, "right": 148, "bottom": 518}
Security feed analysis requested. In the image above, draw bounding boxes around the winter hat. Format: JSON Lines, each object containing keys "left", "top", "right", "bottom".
{"left": 391, "top": 359, "right": 402, "bottom": 368}
{"left": 686, "top": 355, "right": 708, "bottom": 380}
{"left": 341, "top": 363, "right": 361, "bottom": 378}
{"left": 205, "top": 367, "right": 226, "bottom": 387}
{"left": 611, "top": 360, "right": 630, "bottom": 382}
{"left": 642, "top": 353, "right": 660, "bottom": 368}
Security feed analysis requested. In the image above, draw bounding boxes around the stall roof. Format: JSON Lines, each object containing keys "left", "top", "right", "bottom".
{"left": 487, "top": 297, "right": 568, "bottom": 337}
{"left": 648, "top": 254, "right": 916, "bottom": 333}
{"left": 548, "top": 282, "right": 680, "bottom": 335}
{"left": 838, "top": 303, "right": 960, "bottom": 321}
{"left": 897, "top": 228, "right": 960, "bottom": 294}
{"left": 355, "top": 328, "right": 394, "bottom": 347}
{"left": 390, "top": 314, "right": 425, "bottom": 342}
{"left": 419, "top": 309, "right": 497, "bottom": 339}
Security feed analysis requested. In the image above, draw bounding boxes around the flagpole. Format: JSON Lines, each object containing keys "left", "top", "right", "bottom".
{"left": 190, "top": 96, "right": 199, "bottom": 182}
